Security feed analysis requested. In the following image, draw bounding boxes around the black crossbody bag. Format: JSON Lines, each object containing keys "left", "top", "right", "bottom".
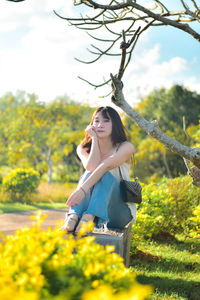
{"left": 119, "top": 157, "right": 142, "bottom": 204}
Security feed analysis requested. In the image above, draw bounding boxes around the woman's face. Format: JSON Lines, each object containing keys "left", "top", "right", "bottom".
{"left": 92, "top": 111, "right": 112, "bottom": 138}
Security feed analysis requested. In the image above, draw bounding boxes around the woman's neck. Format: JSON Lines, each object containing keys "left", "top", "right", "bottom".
{"left": 98, "top": 138, "right": 115, "bottom": 155}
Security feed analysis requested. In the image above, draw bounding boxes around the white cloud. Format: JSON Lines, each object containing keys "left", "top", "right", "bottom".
{"left": 124, "top": 45, "right": 189, "bottom": 103}
{"left": 0, "top": 0, "right": 117, "bottom": 105}
{"left": 0, "top": 0, "right": 74, "bottom": 32}
{"left": 184, "top": 76, "right": 200, "bottom": 94}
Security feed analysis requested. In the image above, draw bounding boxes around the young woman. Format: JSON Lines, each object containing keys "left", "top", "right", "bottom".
{"left": 62, "top": 106, "right": 136, "bottom": 233}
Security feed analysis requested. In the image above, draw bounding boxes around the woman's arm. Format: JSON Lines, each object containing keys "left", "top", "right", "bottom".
{"left": 67, "top": 142, "right": 135, "bottom": 206}
{"left": 77, "top": 125, "right": 101, "bottom": 172}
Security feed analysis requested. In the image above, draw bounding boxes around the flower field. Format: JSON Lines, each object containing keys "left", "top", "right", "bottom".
{"left": 0, "top": 211, "right": 152, "bottom": 300}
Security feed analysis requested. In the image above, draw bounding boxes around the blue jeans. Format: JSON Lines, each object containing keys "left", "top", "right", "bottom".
{"left": 66, "top": 171, "right": 133, "bottom": 229}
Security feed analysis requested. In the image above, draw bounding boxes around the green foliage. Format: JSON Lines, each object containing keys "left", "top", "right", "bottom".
{"left": 167, "top": 176, "right": 199, "bottom": 229}
{"left": 137, "top": 85, "right": 200, "bottom": 131}
{"left": 54, "top": 164, "right": 81, "bottom": 183}
{"left": 124, "top": 84, "right": 200, "bottom": 180}
{"left": 0, "top": 91, "right": 94, "bottom": 183}
{"left": 131, "top": 176, "right": 200, "bottom": 253}
{"left": 187, "top": 120, "right": 200, "bottom": 148}
{"left": 3, "top": 168, "right": 40, "bottom": 202}
{"left": 189, "top": 205, "right": 200, "bottom": 239}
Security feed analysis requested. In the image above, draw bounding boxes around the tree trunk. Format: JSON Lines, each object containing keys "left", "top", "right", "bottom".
{"left": 73, "top": 153, "right": 84, "bottom": 177}
{"left": 162, "top": 151, "right": 172, "bottom": 179}
{"left": 47, "top": 149, "right": 52, "bottom": 185}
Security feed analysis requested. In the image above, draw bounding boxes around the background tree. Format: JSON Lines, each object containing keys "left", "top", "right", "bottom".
{"left": 0, "top": 92, "right": 94, "bottom": 183}
{"left": 6, "top": 0, "right": 200, "bottom": 186}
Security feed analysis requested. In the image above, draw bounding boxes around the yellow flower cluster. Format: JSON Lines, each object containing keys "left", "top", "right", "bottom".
{"left": 0, "top": 211, "right": 152, "bottom": 300}
{"left": 82, "top": 284, "right": 153, "bottom": 300}
{"left": 189, "top": 205, "right": 200, "bottom": 238}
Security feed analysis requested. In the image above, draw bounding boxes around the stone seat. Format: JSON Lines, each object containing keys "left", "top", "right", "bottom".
{"left": 90, "top": 221, "right": 133, "bottom": 267}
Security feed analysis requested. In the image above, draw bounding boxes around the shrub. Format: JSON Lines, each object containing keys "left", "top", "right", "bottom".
{"left": 163, "top": 176, "right": 199, "bottom": 236}
{"left": 131, "top": 176, "right": 200, "bottom": 253}
{"left": 131, "top": 180, "right": 171, "bottom": 253}
{"left": 188, "top": 205, "right": 200, "bottom": 239}
{"left": 0, "top": 211, "right": 152, "bottom": 300}
{"left": 3, "top": 168, "right": 40, "bottom": 203}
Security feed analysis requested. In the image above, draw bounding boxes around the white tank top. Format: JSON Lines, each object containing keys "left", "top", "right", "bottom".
{"left": 109, "top": 162, "right": 137, "bottom": 222}
{"left": 109, "top": 162, "right": 130, "bottom": 181}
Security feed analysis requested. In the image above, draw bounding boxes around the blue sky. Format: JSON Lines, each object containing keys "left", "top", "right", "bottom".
{"left": 0, "top": 0, "right": 200, "bottom": 106}
{"left": 148, "top": 23, "right": 200, "bottom": 65}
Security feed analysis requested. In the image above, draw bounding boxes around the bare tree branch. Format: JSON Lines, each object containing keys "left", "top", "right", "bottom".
{"left": 86, "top": 32, "right": 115, "bottom": 42}
{"left": 118, "top": 26, "right": 141, "bottom": 80}
{"left": 77, "top": 0, "right": 129, "bottom": 10}
{"left": 180, "top": 0, "right": 200, "bottom": 21}
{"left": 53, "top": 0, "right": 200, "bottom": 89}
{"left": 78, "top": 76, "right": 111, "bottom": 89}
{"left": 110, "top": 73, "right": 200, "bottom": 174}
{"left": 79, "top": 0, "right": 200, "bottom": 41}
{"left": 155, "top": 0, "right": 169, "bottom": 13}
{"left": 191, "top": 0, "right": 200, "bottom": 16}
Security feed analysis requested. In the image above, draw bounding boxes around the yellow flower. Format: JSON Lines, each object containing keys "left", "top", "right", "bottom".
{"left": 115, "top": 284, "right": 153, "bottom": 300}
{"left": 105, "top": 245, "right": 115, "bottom": 253}
{"left": 76, "top": 221, "right": 94, "bottom": 237}
{"left": 82, "top": 285, "right": 114, "bottom": 300}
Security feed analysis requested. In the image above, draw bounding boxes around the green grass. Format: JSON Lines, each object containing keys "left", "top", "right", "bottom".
{"left": 0, "top": 202, "right": 67, "bottom": 214}
{"left": 130, "top": 235, "right": 200, "bottom": 300}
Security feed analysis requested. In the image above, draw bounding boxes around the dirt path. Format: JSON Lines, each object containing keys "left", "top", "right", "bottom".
{"left": 0, "top": 209, "right": 68, "bottom": 236}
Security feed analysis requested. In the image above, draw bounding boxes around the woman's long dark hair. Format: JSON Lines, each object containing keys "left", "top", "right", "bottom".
{"left": 81, "top": 106, "right": 127, "bottom": 153}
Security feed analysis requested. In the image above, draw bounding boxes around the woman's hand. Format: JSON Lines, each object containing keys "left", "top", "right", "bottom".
{"left": 66, "top": 188, "right": 85, "bottom": 207}
{"left": 85, "top": 125, "right": 97, "bottom": 138}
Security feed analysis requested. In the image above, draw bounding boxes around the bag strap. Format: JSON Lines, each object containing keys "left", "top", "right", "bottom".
{"left": 118, "top": 165, "right": 123, "bottom": 181}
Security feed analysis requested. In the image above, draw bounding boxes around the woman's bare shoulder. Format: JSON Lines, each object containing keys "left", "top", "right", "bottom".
{"left": 118, "top": 141, "right": 136, "bottom": 153}
{"left": 116, "top": 142, "right": 135, "bottom": 165}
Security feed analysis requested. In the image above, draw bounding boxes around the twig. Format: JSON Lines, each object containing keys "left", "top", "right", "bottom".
{"left": 86, "top": 32, "right": 114, "bottom": 42}
{"left": 78, "top": 76, "right": 111, "bottom": 89}
{"left": 118, "top": 26, "right": 141, "bottom": 80}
